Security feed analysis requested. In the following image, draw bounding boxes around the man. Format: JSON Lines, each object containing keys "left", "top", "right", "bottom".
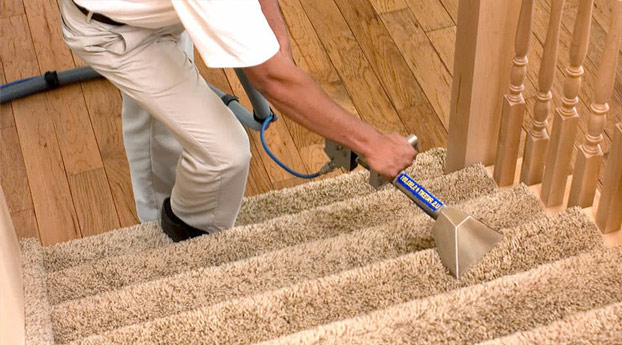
{"left": 59, "top": 0, "right": 418, "bottom": 241}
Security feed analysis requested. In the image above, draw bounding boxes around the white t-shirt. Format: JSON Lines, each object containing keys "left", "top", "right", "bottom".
{"left": 74, "top": 0, "right": 280, "bottom": 68}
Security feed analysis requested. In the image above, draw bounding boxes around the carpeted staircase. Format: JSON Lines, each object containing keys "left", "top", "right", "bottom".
{"left": 21, "top": 148, "right": 622, "bottom": 344}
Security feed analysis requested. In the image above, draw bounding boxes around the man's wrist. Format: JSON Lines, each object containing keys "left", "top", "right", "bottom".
{"left": 347, "top": 125, "right": 382, "bottom": 159}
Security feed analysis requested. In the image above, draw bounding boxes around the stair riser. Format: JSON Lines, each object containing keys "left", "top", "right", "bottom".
{"left": 47, "top": 165, "right": 495, "bottom": 305}
{"left": 72, "top": 209, "right": 602, "bottom": 345}
{"left": 52, "top": 186, "right": 541, "bottom": 343}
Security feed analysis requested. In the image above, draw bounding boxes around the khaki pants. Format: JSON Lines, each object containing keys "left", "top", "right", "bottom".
{"left": 60, "top": 0, "right": 251, "bottom": 232}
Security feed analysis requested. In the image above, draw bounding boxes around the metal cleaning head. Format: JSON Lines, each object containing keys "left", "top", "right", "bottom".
{"left": 431, "top": 206, "right": 503, "bottom": 278}
{"left": 324, "top": 134, "right": 503, "bottom": 279}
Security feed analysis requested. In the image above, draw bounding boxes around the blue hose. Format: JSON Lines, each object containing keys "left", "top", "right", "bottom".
{"left": 0, "top": 76, "right": 37, "bottom": 89}
{"left": 260, "top": 115, "right": 321, "bottom": 179}
{"left": 3, "top": 70, "right": 325, "bottom": 180}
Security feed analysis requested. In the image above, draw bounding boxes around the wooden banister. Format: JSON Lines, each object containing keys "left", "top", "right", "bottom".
{"left": 540, "top": 0, "right": 594, "bottom": 207}
{"left": 597, "top": 122, "right": 622, "bottom": 233}
{"left": 493, "top": 0, "right": 534, "bottom": 186}
{"left": 569, "top": 0, "right": 622, "bottom": 207}
{"left": 521, "top": 0, "right": 565, "bottom": 185}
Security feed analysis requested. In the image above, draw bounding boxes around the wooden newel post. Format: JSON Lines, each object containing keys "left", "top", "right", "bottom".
{"left": 493, "top": 0, "right": 534, "bottom": 186}
{"left": 569, "top": 0, "right": 622, "bottom": 208}
{"left": 540, "top": 0, "right": 593, "bottom": 207}
{"left": 597, "top": 123, "right": 622, "bottom": 233}
{"left": 521, "top": 0, "right": 565, "bottom": 185}
{"left": 445, "top": 0, "right": 522, "bottom": 174}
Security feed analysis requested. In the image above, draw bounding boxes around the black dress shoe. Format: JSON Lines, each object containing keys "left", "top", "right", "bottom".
{"left": 161, "top": 197, "right": 209, "bottom": 242}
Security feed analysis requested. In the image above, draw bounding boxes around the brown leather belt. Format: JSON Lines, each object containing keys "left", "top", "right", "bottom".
{"left": 72, "top": 1, "right": 124, "bottom": 26}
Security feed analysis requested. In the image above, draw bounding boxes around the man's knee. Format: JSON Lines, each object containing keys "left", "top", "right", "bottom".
{"left": 207, "top": 136, "right": 251, "bottom": 176}
{"left": 225, "top": 142, "right": 252, "bottom": 175}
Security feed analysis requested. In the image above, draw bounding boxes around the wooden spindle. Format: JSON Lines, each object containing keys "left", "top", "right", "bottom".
{"left": 520, "top": 0, "right": 565, "bottom": 185}
{"left": 493, "top": 0, "right": 534, "bottom": 186}
{"left": 597, "top": 122, "right": 622, "bottom": 233}
{"left": 569, "top": 0, "right": 622, "bottom": 207}
{"left": 540, "top": 0, "right": 593, "bottom": 207}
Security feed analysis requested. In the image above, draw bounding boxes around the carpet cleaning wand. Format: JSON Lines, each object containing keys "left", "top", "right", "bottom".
{"left": 3, "top": 68, "right": 502, "bottom": 277}
{"left": 324, "top": 136, "right": 503, "bottom": 278}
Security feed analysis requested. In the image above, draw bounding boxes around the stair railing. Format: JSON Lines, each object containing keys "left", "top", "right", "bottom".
{"left": 569, "top": 0, "right": 622, "bottom": 208}
{"left": 540, "top": 0, "right": 593, "bottom": 207}
{"left": 491, "top": 0, "right": 622, "bottom": 233}
{"left": 521, "top": 0, "right": 565, "bottom": 186}
{"left": 493, "top": 0, "right": 534, "bottom": 187}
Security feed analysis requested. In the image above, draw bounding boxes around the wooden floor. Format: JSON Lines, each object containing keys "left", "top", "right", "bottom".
{"left": 1, "top": 0, "right": 620, "bottom": 245}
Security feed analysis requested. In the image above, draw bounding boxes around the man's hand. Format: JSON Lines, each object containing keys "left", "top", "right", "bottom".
{"left": 361, "top": 132, "right": 418, "bottom": 180}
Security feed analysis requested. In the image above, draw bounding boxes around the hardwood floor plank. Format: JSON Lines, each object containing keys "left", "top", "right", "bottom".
{"left": 367, "top": 0, "right": 408, "bottom": 14}
{"left": 276, "top": 20, "right": 323, "bottom": 153}
{"left": 280, "top": 0, "right": 345, "bottom": 146}
{"left": 10, "top": 208, "right": 38, "bottom": 239}
{"left": 398, "top": 103, "right": 448, "bottom": 151}
{"left": 280, "top": 0, "right": 360, "bottom": 175}
{"left": 300, "top": 0, "right": 406, "bottom": 134}
{"left": 593, "top": 0, "right": 613, "bottom": 33}
{"left": 281, "top": 39, "right": 330, "bottom": 174}
{"left": 380, "top": 8, "right": 453, "bottom": 126}
{"left": 1, "top": 15, "right": 80, "bottom": 245}
{"left": 1, "top": 126, "right": 33, "bottom": 212}
{"left": 280, "top": 0, "right": 341, "bottom": 85}
{"left": 68, "top": 168, "right": 120, "bottom": 237}
{"left": 0, "top": 0, "right": 24, "bottom": 18}
{"left": 427, "top": 25, "right": 456, "bottom": 74}
{"left": 0, "top": 63, "right": 16, "bottom": 128}
{"left": 24, "top": 0, "right": 104, "bottom": 175}
{"left": 404, "top": 0, "right": 454, "bottom": 32}
{"left": 79, "top": 79, "right": 138, "bottom": 228}
{"left": 101, "top": 154, "right": 139, "bottom": 227}
{"left": 334, "top": 0, "right": 429, "bottom": 111}
{"left": 440, "top": 0, "right": 459, "bottom": 24}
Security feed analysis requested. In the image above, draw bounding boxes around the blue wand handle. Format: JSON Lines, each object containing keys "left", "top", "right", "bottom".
{"left": 392, "top": 172, "right": 444, "bottom": 219}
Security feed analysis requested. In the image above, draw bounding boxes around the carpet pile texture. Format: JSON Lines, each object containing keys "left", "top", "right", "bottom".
{"left": 20, "top": 148, "right": 621, "bottom": 344}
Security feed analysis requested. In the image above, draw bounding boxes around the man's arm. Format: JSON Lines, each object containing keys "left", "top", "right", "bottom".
{"left": 246, "top": 1, "right": 417, "bottom": 179}
{"left": 258, "top": 0, "right": 292, "bottom": 60}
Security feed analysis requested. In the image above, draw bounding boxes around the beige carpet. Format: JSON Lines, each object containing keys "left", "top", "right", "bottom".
{"left": 479, "top": 301, "right": 622, "bottom": 344}
{"left": 19, "top": 148, "right": 621, "bottom": 345}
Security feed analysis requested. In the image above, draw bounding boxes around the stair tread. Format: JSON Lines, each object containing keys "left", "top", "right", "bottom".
{"left": 478, "top": 301, "right": 622, "bottom": 345}
{"left": 236, "top": 147, "right": 446, "bottom": 226}
{"left": 42, "top": 222, "right": 169, "bottom": 272}
{"left": 51, "top": 185, "right": 542, "bottom": 343}
{"left": 68, "top": 208, "right": 604, "bottom": 345}
{"left": 42, "top": 148, "right": 445, "bottom": 273}
{"left": 46, "top": 164, "right": 495, "bottom": 305}
{"left": 21, "top": 239, "right": 55, "bottom": 345}
{"left": 257, "top": 246, "right": 622, "bottom": 345}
